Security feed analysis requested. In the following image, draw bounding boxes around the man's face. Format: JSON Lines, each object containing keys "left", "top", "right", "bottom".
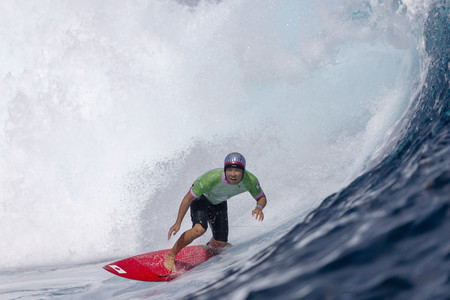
{"left": 225, "top": 167, "right": 244, "bottom": 185}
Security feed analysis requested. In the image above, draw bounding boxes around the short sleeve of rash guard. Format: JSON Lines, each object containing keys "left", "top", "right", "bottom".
{"left": 190, "top": 169, "right": 222, "bottom": 198}
{"left": 243, "top": 171, "right": 264, "bottom": 199}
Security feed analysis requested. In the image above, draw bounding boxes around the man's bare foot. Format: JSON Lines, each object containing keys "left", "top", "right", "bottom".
{"left": 207, "top": 239, "right": 232, "bottom": 255}
{"left": 164, "top": 252, "right": 177, "bottom": 273}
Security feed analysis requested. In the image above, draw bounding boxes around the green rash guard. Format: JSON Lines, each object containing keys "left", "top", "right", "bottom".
{"left": 190, "top": 168, "right": 264, "bottom": 205}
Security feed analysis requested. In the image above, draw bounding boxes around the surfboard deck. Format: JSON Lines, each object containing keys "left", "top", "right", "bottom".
{"left": 103, "top": 245, "right": 214, "bottom": 281}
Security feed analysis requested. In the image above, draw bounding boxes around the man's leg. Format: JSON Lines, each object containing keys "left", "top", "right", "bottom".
{"left": 164, "top": 223, "right": 206, "bottom": 272}
{"left": 164, "top": 197, "right": 209, "bottom": 272}
{"left": 208, "top": 201, "right": 229, "bottom": 255}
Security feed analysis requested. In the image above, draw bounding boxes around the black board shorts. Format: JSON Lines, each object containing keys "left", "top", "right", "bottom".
{"left": 190, "top": 195, "right": 228, "bottom": 242}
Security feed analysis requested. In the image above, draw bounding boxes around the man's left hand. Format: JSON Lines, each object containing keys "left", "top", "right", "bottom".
{"left": 252, "top": 207, "right": 264, "bottom": 221}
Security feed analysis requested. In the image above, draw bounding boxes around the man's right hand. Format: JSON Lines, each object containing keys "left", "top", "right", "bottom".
{"left": 167, "top": 223, "right": 181, "bottom": 240}
{"left": 167, "top": 191, "right": 197, "bottom": 240}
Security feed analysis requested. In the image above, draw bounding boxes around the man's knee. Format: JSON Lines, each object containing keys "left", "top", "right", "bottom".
{"left": 191, "top": 223, "right": 206, "bottom": 237}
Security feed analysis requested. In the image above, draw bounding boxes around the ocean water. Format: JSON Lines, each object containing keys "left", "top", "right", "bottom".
{"left": 0, "top": 0, "right": 448, "bottom": 299}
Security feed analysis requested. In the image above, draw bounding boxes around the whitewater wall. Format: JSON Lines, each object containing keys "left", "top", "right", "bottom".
{"left": 0, "top": 0, "right": 424, "bottom": 269}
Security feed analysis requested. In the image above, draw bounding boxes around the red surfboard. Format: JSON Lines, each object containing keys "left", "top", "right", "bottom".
{"left": 103, "top": 245, "right": 214, "bottom": 281}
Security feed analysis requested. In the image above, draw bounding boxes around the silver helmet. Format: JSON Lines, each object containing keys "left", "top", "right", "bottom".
{"left": 224, "top": 152, "right": 246, "bottom": 171}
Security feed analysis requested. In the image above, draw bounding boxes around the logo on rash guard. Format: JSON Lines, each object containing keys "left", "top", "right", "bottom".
{"left": 256, "top": 183, "right": 260, "bottom": 189}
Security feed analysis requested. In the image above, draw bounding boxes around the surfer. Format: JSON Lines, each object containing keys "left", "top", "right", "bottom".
{"left": 164, "top": 152, "right": 267, "bottom": 272}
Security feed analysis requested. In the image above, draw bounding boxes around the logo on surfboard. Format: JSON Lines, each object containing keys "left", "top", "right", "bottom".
{"left": 108, "top": 264, "right": 127, "bottom": 274}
